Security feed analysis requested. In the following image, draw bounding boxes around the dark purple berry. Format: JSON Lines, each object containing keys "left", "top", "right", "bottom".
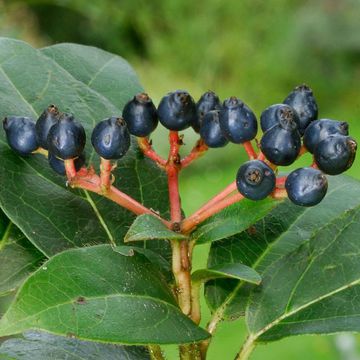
{"left": 157, "top": 90, "right": 197, "bottom": 131}
{"left": 122, "top": 93, "right": 158, "bottom": 137}
{"left": 314, "top": 135, "right": 357, "bottom": 175}
{"left": 303, "top": 119, "right": 349, "bottom": 154}
{"left": 236, "top": 160, "right": 276, "bottom": 200}
{"left": 283, "top": 84, "right": 318, "bottom": 135}
{"left": 260, "top": 104, "right": 299, "bottom": 133}
{"left": 219, "top": 97, "right": 257, "bottom": 143}
{"left": 285, "top": 167, "right": 328, "bottom": 206}
{"left": 193, "top": 91, "right": 222, "bottom": 133}
{"left": 35, "top": 105, "right": 60, "bottom": 149}
{"left": 260, "top": 118, "right": 301, "bottom": 166}
{"left": 91, "top": 116, "right": 130, "bottom": 160}
{"left": 199, "top": 110, "right": 228, "bottom": 148}
{"left": 47, "top": 113, "right": 86, "bottom": 160}
{"left": 3, "top": 116, "right": 38, "bottom": 155}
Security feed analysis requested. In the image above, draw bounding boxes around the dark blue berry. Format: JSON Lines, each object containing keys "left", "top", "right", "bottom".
{"left": 122, "top": 93, "right": 158, "bottom": 137}
{"left": 193, "top": 91, "right": 222, "bottom": 133}
{"left": 157, "top": 90, "right": 197, "bottom": 131}
{"left": 91, "top": 116, "right": 130, "bottom": 159}
{"left": 199, "top": 110, "right": 228, "bottom": 148}
{"left": 285, "top": 167, "right": 328, "bottom": 207}
{"left": 47, "top": 113, "right": 86, "bottom": 160}
{"left": 283, "top": 84, "right": 318, "bottom": 135}
{"left": 3, "top": 116, "right": 38, "bottom": 155}
{"left": 219, "top": 97, "right": 257, "bottom": 144}
{"left": 260, "top": 118, "right": 301, "bottom": 166}
{"left": 35, "top": 105, "right": 60, "bottom": 149}
{"left": 236, "top": 160, "right": 276, "bottom": 200}
{"left": 303, "top": 119, "right": 349, "bottom": 154}
{"left": 314, "top": 135, "right": 357, "bottom": 175}
{"left": 260, "top": 104, "right": 299, "bottom": 133}
{"left": 48, "top": 152, "right": 86, "bottom": 175}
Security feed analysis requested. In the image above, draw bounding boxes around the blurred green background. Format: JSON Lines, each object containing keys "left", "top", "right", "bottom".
{"left": 1, "top": 0, "right": 359, "bottom": 358}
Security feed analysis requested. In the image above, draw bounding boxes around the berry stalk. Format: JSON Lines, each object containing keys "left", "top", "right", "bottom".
{"left": 138, "top": 137, "right": 167, "bottom": 168}
{"left": 100, "top": 157, "right": 113, "bottom": 192}
{"left": 181, "top": 192, "right": 244, "bottom": 234}
{"left": 181, "top": 138, "right": 208, "bottom": 168}
{"left": 242, "top": 141, "right": 257, "bottom": 160}
{"left": 68, "top": 168, "right": 170, "bottom": 226}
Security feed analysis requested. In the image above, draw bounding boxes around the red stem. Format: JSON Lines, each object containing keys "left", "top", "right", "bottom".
{"left": 276, "top": 176, "right": 287, "bottom": 188}
{"left": 243, "top": 141, "right": 257, "bottom": 160}
{"left": 257, "top": 151, "right": 266, "bottom": 161}
{"left": 272, "top": 187, "right": 287, "bottom": 200}
{"left": 69, "top": 169, "right": 171, "bottom": 227}
{"left": 181, "top": 138, "right": 208, "bottom": 168}
{"left": 190, "top": 181, "right": 237, "bottom": 218}
{"left": 181, "top": 192, "right": 244, "bottom": 234}
{"left": 137, "top": 137, "right": 167, "bottom": 168}
{"left": 64, "top": 159, "right": 77, "bottom": 180}
{"left": 100, "top": 157, "right": 113, "bottom": 192}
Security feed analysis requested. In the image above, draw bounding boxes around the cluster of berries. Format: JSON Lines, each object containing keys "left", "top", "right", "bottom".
{"left": 2, "top": 85, "right": 357, "bottom": 208}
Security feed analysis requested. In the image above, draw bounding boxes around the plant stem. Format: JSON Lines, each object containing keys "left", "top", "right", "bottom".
{"left": 275, "top": 176, "right": 287, "bottom": 187}
{"left": 138, "top": 137, "right": 167, "bottom": 168}
{"left": 181, "top": 192, "right": 244, "bottom": 234}
{"left": 69, "top": 168, "right": 171, "bottom": 227}
{"left": 272, "top": 188, "right": 287, "bottom": 200}
{"left": 100, "top": 157, "right": 112, "bottom": 192}
{"left": 242, "top": 141, "right": 257, "bottom": 160}
{"left": 234, "top": 335, "right": 256, "bottom": 360}
{"left": 190, "top": 281, "right": 201, "bottom": 325}
{"left": 185, "top": 182, "right": 237, "bottom": 219}
{"left": 64, "top": 159, "right": 77, "bottom": 179}
{"left": 181, "top": 138, "right": 208, "bottom": 168}
{"left": 149, "top": 345, "right": 165, "bottom": 360}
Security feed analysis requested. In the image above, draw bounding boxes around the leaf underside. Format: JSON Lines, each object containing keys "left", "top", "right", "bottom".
{"left": 0, "top": 331, "right": 150, "bottom": 360}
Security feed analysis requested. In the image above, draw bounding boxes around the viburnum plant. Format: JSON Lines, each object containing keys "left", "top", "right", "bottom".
{"left": 0, "top": 38, "right": 359, "bottom": 360}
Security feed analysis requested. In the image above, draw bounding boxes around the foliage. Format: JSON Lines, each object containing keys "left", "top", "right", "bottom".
{"left": 0, "top": 37, "right": 359, "bottom": 360}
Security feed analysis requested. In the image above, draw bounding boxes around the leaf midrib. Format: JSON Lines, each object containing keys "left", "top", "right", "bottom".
{"left": 250, "top": 277, "right": 360, "bottom": 341}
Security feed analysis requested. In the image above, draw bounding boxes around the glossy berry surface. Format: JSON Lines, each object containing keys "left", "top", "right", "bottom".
{"left": 260, "top": 104, "right": 299, "bottom": 133}
{"left": 260, "top": 122, "right": 301, "bottom": 166}
{"left": 314, "top": 135, "right": 357, "bottom": 175}
{"left": 47, "top": 113, "right": 86, "bottom": 160}
{"left": 285, "top": 167, "right": 328, "bottom": 207}
{"left": 122, "top": 93, "right": 158, "bottom": 137}
{"left": 199, "top": 110, "right": 228, "bottom": 148}
{"left": 303, "top": 119, "right": 349, "bottom": 154}
{"left": 157, "top": 90, "right": 197, "bottom": 131}
{"left": 35, "top": 104, "right": 60, "bottom": 149}
{"left": 283, "top": 84, "right": 318, "bottom": 135}
{"left": 3, "top": 116, "right": 38, "bottom": 155}
{"left": 193, "top": 91, "right": 222, "bottom": 133}
{"left": 219, "top": 97, "right": 257, "bottom": 143}
{"left": 48, "top": 152, "right": 85, "bottom": 175}
{"left": 91, "top": 116, "right": 130, "bottom": 160}
{"left": 236, "top": 160, "right": 275, "bottom": 200}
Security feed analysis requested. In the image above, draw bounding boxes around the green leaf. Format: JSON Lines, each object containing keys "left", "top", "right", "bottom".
{"left": 0, "top": 245, "right": 209, "bottom": 344}
{"left": 125, "top": 214, "right": 187, "bottom": 243}
{"left": 191, "top": 198, "right": 277, "bottom": 244}
{"left": 246, "top": 204, "right": 360, "bottom": 344}
{"left": 0, "top": 38, "right": 170, "bottom": 258}
{"left": 0, "top": 331, "right": 150, "bottom": 360}
{"left": 205, "top": 175, "right": 360, "bottom": 320}
{"left": 192, "top": 263, "right": 261, "bottom": 285}
{"left": 0, "top": 222, "right": 44, "bottom": 295}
